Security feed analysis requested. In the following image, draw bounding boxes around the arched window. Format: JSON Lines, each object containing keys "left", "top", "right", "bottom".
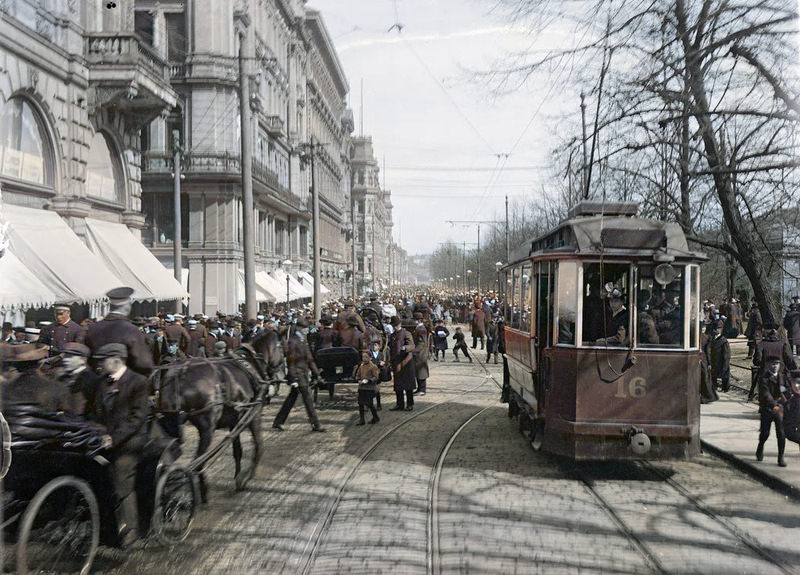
{"left": 0, "top": 97, "right": 55, "bottom": 188}
{"left": 85, "top": 131, "right": 123, "bottom": 204}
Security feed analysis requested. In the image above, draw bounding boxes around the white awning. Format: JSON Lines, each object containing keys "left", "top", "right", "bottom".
{"left": 237, "top": 269, "right": 274, "bottom": 303}
{"left": 255, "top": 271, "right": 285, "bottom": 303}
{"left": 297, "top": 270, "right": 331, "bottom": 294}
{"left": 269, "top": 269, "right": 310, "bottom": 301}
{"left": 0, "top": 250, "right": 62, "bottom": 311}
{"left": 85, "top": 218, "right": 189, "bottom": 302}
{"left": 4, "top": 204, "right": 121, "bottom": 305}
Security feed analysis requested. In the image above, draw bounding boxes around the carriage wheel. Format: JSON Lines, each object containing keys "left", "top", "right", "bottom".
{"left": 16, "top": 476, "right": 99, "bottom": 575}
{"left": 153, "top": 465, "right": 197, "bottom": 545}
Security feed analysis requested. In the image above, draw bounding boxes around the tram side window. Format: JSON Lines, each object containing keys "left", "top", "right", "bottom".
{"left": 520, "top": 264, "right": 532, "bottom": 332}
{"left": 503, "top": 270, "right": 512, "bottom": 324}
{"left": 557, "top": 262, "right": 577, "bottom": 345}
{"left": 637, "top": 264, "right": 685, "bottom": 348}
{"left": 581, "top": 263, "right": 631, "bottom": 347}
{"left": 510, "top": 266, "right": 521, "bottom": 329}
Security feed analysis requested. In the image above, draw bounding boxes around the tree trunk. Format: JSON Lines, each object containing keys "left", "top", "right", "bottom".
{"left": 675, "top": 0, "right": 777, "bottom": 324}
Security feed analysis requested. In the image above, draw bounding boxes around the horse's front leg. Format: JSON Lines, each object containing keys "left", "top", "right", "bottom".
{"left": 190, "top": 414, "right": 214, "bottom": 503}
{"left": 232, "top": 433, "right": 244, "bottom": 491}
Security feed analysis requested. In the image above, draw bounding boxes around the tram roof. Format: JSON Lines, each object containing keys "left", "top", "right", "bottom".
{"left": 509, "top": 202, "right": 706, "bottom": 265}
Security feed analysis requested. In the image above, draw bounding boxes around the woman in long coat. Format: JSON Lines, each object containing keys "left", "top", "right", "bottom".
{"left": 413, "top": 323, "right": 430, "bottom": 396}
{"left": 388, "top": 316, "right": 416, "bottom": 411}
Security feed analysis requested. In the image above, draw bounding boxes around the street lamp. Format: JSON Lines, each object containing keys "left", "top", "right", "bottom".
{"left": 495, "top": 261, "right": 503, "bottom": 299}
{"left": 467, "top": 269, "right": 473, "bottom": 294}
{"left": 283, "top": 259, "right": 293, "bottom": 308}
{"left": 338, "top": 269, "right": 345, "bottom": 299}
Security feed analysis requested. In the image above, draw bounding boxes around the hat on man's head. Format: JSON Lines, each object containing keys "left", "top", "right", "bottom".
{"left": 61, "top": 342, "right": 90, "bottom": 358}
{"left": 106, "top": 286, "right": 134, "bottom": 305}
{"left": 93, "top": 343, "right": 128, "bottom": 360}
{"left": 389, "top": 316, "right": 401, "bottom": 326}
{"left": 53, "top": 302, "right": 72, "bottom": 312}
{"left": 24, "top": 327, "right": 40, "bottom": 335}
{"left": 1, "top": 343, "right": 48, "bottom": 362}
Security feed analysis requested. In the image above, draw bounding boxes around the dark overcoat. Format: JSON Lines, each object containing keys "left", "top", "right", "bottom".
{"left": 783, "top": 310, "right": 800, "bottom": 344}
{"left": 413, "top": 325, "right": 430, "bottom": 381}
{"left": 708, "top": 335, "right": 730, "bottom": 379}
{"left": 389, "top": 328, "right": 416, "bottom": 391}
{"left": 85, "top": 314, "right": 154, "bottom": 375}
{"left": 40, "top": 319, "right": 85, "bottom": 353}
{"left": 84, "top": 368, "right": 149, "bottom": 454}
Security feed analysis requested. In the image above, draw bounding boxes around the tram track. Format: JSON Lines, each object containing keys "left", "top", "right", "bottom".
{"left": 571, "top": 460, "right": 799, "bottom": 575}
{"left": 298, "top": 358, "right": 502, "bottom": 575}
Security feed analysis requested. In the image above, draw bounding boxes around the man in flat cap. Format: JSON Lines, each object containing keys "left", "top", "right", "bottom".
{"left": 39, "top": 302, "right": 85, "bottom": 354}
{"left": 1, "top": 344, "right": 73, "bottom": 412}
{"left": 85, "top": 287, "right": 154, "bottom": 376}
{"left": 85, "top": 343, "right": 150, "bottom": 545}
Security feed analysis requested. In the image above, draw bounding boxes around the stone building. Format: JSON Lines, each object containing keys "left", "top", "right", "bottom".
{"left": 350, "top": 135, "right": 393, "bottom": 294}
{"left": 0, "top": 0, "right": 186, "bottom": 317}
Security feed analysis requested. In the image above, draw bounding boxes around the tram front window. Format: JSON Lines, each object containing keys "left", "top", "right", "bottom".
{"left": 637, "top": 265, "right": 685, "bottom": 348}
{"left": 582, "top": 263, "right": 631, "bottom": 347}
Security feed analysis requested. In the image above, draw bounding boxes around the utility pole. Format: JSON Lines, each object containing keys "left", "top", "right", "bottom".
{"left": 310, "top": 141, "right": 321, "bottom": 320}
{"left": 172, "top": 128, "right": 182, "bottom": 314}
{"left": 505, "top": 194, "right": 510, "bottom": 264}
{"left": 351, "top": 197, "right": 357, "bottom": 301}
{"left": 237, "top": 11, "right": 257, "bottom": 320}
{"left": 580, "top": 92, "right": 589, "bottom": 200}
{"left": 445, "top": 219, "right": 503, "bottom": 295}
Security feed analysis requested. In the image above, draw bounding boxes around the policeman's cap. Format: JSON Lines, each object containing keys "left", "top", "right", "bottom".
{"left": 106, "top": 286, "right": 134, "bottom": 305}
{"left": 93, "top": 343, "right": 128, "bottom": 360}
{"left": 61, "top": 342, "right": 90, "bottom": 358}
{"left": 53, "top": 302, "right": 72, "bottom": 312}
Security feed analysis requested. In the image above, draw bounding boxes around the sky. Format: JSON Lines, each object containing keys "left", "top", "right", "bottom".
{"left": 308, "top": 0, "right": 577, "bottom": 256}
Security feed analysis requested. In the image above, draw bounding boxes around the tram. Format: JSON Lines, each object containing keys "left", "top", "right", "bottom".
{"left": 500, "top": 201, "right": 706, "bottom": 460}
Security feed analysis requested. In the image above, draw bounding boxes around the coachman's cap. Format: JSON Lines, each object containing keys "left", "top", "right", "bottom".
{"left": 53, "top": 302, "right": 72, "bottom": 311}
{"left": 106, "top": 286, "right": 134, "bottom": 305}
{"left": 93, "top": 343, "right": 128, "bottom": 359}
{"left": 61, "top": 342, "right": 90, "bottom": 357}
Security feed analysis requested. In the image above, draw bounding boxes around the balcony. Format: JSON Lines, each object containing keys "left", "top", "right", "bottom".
{"left": 86, "top": 33, "right": 178, "bottom": 128}
{"left": 142, "top": 152, "right": 241, "bottom": 177}
{"left": 264, "top": 115, "right": 285, "bottom": 137}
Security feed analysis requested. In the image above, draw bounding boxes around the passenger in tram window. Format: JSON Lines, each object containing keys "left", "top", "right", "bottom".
{"left": 636, "top": 289, "right": 660, "bottom": 345}
{"left": 654, "top": 286, "right": 683, "bottom": 345}
{"left": 600, "top": 285, "right": 629, "bottom": 346}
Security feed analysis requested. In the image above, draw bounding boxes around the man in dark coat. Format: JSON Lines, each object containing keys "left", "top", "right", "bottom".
{"left": 783, "top": 303, "right": 800, "bottom": 355}
{"left": 388, "top": 316, "right": 416, "bottom": 411}
{"left": 272, "top": 318, "right": 325, "bottom": 432}
{"left": 413, "top": 322, "right": 430, "bottom": 396}
{"left": 471, "top": 303, "right": 487, "bottom": 349}
{"left": 745, "top": 302, "right": 763, "bottom": 358}
{"left": 708, "top": 320, "right": 731, "bottom": 392}
{"left": 755, "top": 357, "right": 791, "bottom": 467}
{"left": 85, "top": 287, "right": 154, "bottom": 376}
{"left": 314, "top": 315, "right": 341, "bottom": 354}
{"left": 39, "top": 302, "right": 85, "bottom": 354}
{"left": 186, "top": 319, "right": 208, "bottom": 357}
{"left": 85, "top": 343, "right": 150, "bottom": 544}
{"left": 431, "top": 319, "right": 449, "bottom": 362}
{"left": 164, "top": 315, "right": 191, "bottom": 356}
{"left": 751, "top": 324, "right": 797, "bottom": 401}
{"left": 1, "top": 344, "right": 73, "bottom": 412}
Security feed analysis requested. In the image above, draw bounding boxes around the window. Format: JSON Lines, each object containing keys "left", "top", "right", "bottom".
{"left": 636, "top": 264, "right": 685, "bottom": 348}
{"left": 85, "top": 131, "right": 123, "bottom": 203}
{"left": 557, "top": 262, "right": 578, "bottom": 345}
{"left": 165, "top": 12, "right": 186, "bottom": 62}
{"left": 134, "top": 10, "right": 155, "bottom": 46}
{"left": 0, "top": 97, "right": 54, "bottom": 187}
{"left": 520, "top": 264, "right": 532, "bottom": 332}
{"left": 582, "top": 262, "right": 631, "bottom": 347}
{"left": 141, "top": 193, "right": 189, "bottom": 247}
{"left": 510, "top": 266, "right": 521, "bottom": 330}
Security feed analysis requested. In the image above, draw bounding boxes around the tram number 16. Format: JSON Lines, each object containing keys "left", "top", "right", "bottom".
{"left": 615, "top": 377, "right": 647, "bottom": 399}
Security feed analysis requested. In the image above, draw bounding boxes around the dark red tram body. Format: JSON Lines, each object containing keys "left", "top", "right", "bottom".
{"left": 501, "top": 201, "right": 706, "bottom": 460}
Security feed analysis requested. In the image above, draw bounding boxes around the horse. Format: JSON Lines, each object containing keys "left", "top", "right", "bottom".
{"left": 152, "top": 328, "right": 283, "bottom": 501}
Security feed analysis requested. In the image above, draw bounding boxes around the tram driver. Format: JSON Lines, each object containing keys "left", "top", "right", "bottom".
{"left": 598, "top": 283, "right": 630, "bottom": 346}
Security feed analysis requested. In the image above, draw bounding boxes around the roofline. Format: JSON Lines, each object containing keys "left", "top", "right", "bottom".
{"left": 305, "top": 9, "right": 349, "bottom": 97}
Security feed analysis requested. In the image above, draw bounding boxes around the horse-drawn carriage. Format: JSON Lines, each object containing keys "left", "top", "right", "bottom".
{"left": 2, "top": 411, "right": 196, "bottom": 575}
{"left": 312, "top": 306, "right": 388, "bottom": 401}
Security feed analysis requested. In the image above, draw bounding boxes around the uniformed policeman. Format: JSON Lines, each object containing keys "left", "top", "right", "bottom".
{"left": 39, "top": 302, "right": 85, "bottom": 354}
{"left": 85, "top": 287, "right": 154, "bottom": 375}
{"left": 271, "top": 318, "right": 325, "bottom": 432}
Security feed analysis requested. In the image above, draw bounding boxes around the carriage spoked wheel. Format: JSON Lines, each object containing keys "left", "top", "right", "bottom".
{"left": 152, "top": 465, "right": 197, "bottom": 545}
{"left": 16, "top": 475, "right": 99, "bottom": 575}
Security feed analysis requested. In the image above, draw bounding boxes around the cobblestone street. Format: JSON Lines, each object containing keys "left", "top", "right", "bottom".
{"left": 84, "top": 352, "right": 800, "bottom": 575}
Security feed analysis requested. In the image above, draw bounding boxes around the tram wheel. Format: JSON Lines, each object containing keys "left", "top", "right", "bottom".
{"left": 17, "top": 475, "right": 99, "bottom": 575}
{"left": 153, "top": 465, "right": 197, "bottom": 545}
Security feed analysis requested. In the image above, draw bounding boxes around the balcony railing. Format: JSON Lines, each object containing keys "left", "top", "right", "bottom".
{"left": 264, "top": 115, "right": 285, "bottom": 137}
{"left": 85, "top": 33, "right": 170, "bottom": 82}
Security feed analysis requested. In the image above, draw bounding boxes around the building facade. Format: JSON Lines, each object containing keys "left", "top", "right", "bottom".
{"left": 350, "top": 135, "right": 393, "bottom": 294}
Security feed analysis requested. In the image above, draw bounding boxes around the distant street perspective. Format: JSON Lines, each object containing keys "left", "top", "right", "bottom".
{"left": 1, "top": 1, "right": 800, "bottom": 574}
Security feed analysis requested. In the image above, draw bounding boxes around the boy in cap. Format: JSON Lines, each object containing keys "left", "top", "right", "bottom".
{"left": 86, "top": 342, "right": 150, "bottom": 545}
{"left": 354, "top": 350, "right": 380, "bottom": 425}
{"left": 452, "top": 326, "right": 472, "bottom": 363}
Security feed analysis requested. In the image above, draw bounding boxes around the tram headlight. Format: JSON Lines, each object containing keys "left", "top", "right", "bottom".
{"left": 630, "top": 431, "right": 651, "bottom": 456}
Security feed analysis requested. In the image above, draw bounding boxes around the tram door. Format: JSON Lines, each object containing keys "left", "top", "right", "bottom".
{"left": 535, "top": 261, "right": 554, "bottom": 412}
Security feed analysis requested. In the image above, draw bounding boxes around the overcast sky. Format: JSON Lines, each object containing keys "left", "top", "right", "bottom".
{"left": 308, "top": 0, "right": 576, "bottom": 256}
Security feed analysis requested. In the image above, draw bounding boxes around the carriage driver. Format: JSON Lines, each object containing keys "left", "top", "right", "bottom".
{"left": 87, "top": 342, "right": 150, "bottom": 546}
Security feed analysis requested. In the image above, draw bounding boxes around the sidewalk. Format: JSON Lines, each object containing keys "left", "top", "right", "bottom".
{"left": 700, "top": 344, "right": 800, "bottom": 499}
